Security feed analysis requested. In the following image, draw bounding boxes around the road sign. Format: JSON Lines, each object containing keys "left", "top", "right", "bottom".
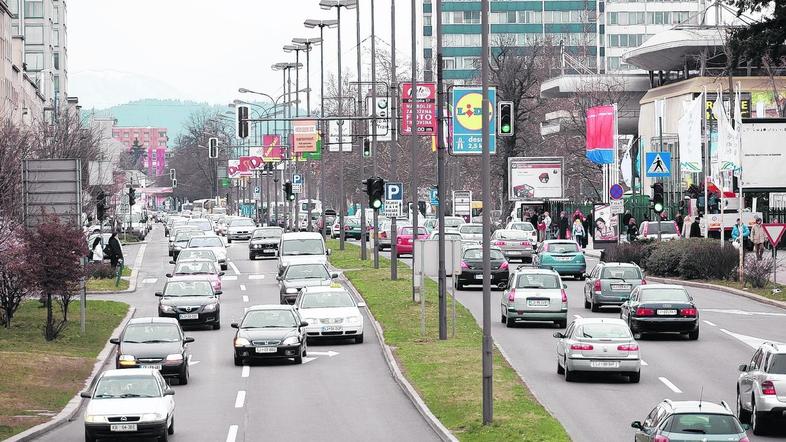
{"left": 292, "top": 184, "right": 302, "bottom": 194}
{"left": 645, "top": 152, "right": 671, "bottom": 177}
{"left": 383, "top": 201, "right": 402, "bottom": 218}
{"left": 429, "top": 187, "right": 439, "bottom": 205}
{"left": 293, "top": 119, "right": 318, "bottom": 153}
{"left": 453, "top": 190, "right": 472, "bottom": 216}
{"left": 451, "top": 86, "right": 497, "bottom": 155}
{"left": 254, "top": 186, "right": 260, "bottom": 199}
{"left": 292, "top": 174, "right": 303, "bottom": 185}
{"left": 367, "top": 96, "right": 391, "bottom": 141}
{"left": 762, "top": 223, "right": 786, "bottom": 248}
{"left": 23, "top": 159, "right": 82, "bottom": 227}
{"left": 385, "top": 182, "right": 403, "bottom": 201}
{"left": 401, "top": 83, "right": 436, "bottom": 135}
{"left": 610, "top": 199, "right": 624, "bottom": 215}
{"left": 609, "top": 183, "right": 624, "bottom": 200}
{"left": 328, "top": 119, "right": 352, "bottom": 152}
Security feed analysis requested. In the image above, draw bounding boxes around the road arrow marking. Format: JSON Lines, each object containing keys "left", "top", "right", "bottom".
{"left": 248, "top": 274, "right": 265, "bottom": 280}
{"left": 234, "top": 391, "right": 246, "bottom": 408}
{"left": 241, "top": 366, "right": 249, "bottom": 378}
{"left": 308, "top": 351, "right": 339, "bottom": 357}
{"left": 240, "top": 284, "right": 247, "bottom": 291}
{"left": 659, "top": 377, "right": 682, "bottom": 393}
{"left": 640, "top": 360, "right": 648, "bottom": 366}
{"left": 302, "top": 356, "right": 317, "bottom": 364}
{"left": 226, "top": 425, "right": 238, "bottom": 442}
{"left": 142, "top": 278, "right": 158, "bottom": 284}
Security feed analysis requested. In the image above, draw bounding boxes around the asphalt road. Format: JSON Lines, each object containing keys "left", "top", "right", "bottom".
{"left": 363, "top": 239, "right": 786, "bottom": 442}
{"left": 38, "top": 226, "right": 438, "bottom": 442}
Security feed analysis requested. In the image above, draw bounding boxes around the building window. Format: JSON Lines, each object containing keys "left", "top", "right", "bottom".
{"left": 423, "top": 15, "right": 431, "bottom": 26}
{"left": 24, "top": 1, "right": 44, "bottom": 19}
{"left": 24, "top": 52, "right": 44, "bottom": 71}
{"left": 52, "top": 52, "right": 59, "bottom": 70}
{"left": 52, "top": 29, "right": 59, "bottom": 46}
{"left": 443, "top": 58, "right": 456, "bottom": 70}
{"left": 464, "top": 11, "right": 480, "bottom": 24}
{"left": 53, "top": 6, "right": 60, "bottom": 23}
{"left": 24, "top": 25, "right": 44, "bottom": 44}
{"left": 53, "top": 75, "right": 59, "bottom": 94}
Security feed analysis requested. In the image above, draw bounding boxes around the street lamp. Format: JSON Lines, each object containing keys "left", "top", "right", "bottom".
{"left": 272, "top": 61, "right": 301, "bottom": 231}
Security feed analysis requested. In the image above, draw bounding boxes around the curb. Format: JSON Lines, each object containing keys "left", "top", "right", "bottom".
{"left": 335, "top": 270, "right": 458, "bottom": 442}
{"left": 647, "top": 276, "right": 786, "bottom": 311}
{"left": 86, "top": 244, "right": 146, "bottom": 295}
{"left": 7, "top": 306, "right": 137, "bottom": 442}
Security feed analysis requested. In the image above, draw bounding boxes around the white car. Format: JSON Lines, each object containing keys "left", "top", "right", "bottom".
{"left": 278, "top": 232, "right": 329, "bottom": 275}
{"left": 295, "top": 286, "right": 366, "bottom": 343}
{"left": 505, "top": 221, "right": 539, "bottom": 244}
{"left": 82, "top": 368, "right": 175, "bottom": 442}
{"left": 457, "top": 223, "right": 484, "bottom": 242}
{"left": 186, "top": 235, "right": 228, "bottom": 270}
{"left": 226, "top": 217, "right": 256, "bottom": 242}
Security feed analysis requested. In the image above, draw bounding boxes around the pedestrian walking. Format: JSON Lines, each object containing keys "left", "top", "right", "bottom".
{"left": 731, "top": 218, "right": 749, "bottom": 251}
{"left": 581, "top": 213, "right": 590, "bottom": 248}
{"left": 689, "top": 216, "right": 702, "bottom": 238}
{"left": 530, "top": 211, "right": 539, "bottom": 231}
{"left": 627, "top": 218, "right": 639, "bottom": 243}
{"left": 622, "top": 210, "right": 632, "bottom": 235}
{"left": 543, "top": 212, "right": 552, "bottom": 240}
{"left": 537, "top": 215, "right": 546, "bottom": 242}
{"left": 750, "top": 216, "right": 767, "bottom": 260}
{"left": 106, "top": 232, "right": 124, "bottom": 270}
{"left": 91, "top": 236, "right": 104, "bottom": 263}
{"left": 572, "top": 218, "right": 585, "bottom": 248}
{"left": 675, "top": 213, "right": 684, "bottom": 235}
{"left": 559, "top": 211, "right": 570, "bottom": 239}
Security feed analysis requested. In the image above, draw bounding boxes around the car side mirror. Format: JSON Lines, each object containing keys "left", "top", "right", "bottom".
{"left": 109, "top": 338, "right": 120, "bottom": 345}
{"left": 80, "top": 391, "right": 92, "bottom": 399}
{"left": 165, "top": 273, "right": 172, "bottom": 278}
{"left": 215, "top": 291, "right": 223, "bottom": 296}
{"left": 357, "top": 301, "right": 367, "bottom": 308}
{"left": 630, "top": 421, "right": 642, "bottom": 430}
{"left": 326, "top": 249, "right": 331, "bottom": 256}
{"left": 169, "top": 260, "right": 175, "bottom": 264}
{"left": 276, "top": 275, "right": 282, "bottom": 281}
{"left": 300, "top": 321, "right": 309, "bottom": 327}
{"left": 231, "top": 322, "right": 239, "bottom": 329}
{"left": 219, "top": 272, "right": 225, "bottom": 277}
{"left": 331, "top": 272, "right": 339, "bottom": 279}
{"left": 552, "top": 332, "right": 564, "bottom": 338}
{"left": 155, "top": 292, "right": 163, "bottom": 297}
{"left": 164, "top": 388, "right": 175, "bottom": 396}
{"left": 738, "top": 364, "right": 748, "bottom": 372}
{"left": 563, "top": 283, "right": 568, "bottom": 289}
{"left": 184, "top": 337, "right": 195, "bottom": 344}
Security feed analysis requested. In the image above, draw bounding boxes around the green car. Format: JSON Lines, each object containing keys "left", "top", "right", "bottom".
{"left": 532, "top": 240, "right": 586, "bottom": 280}
{"left": 343, "top": 217, "right": 370, "bottom": 240}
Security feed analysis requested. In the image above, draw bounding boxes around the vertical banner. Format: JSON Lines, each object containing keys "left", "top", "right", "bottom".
{"left": 401, "top": 82, "right": 437, "bottom": 135}
{"left": 585, "top": 105, "right": 616, "bottom": 164}
{"left": 262, "top": 135, "right": 284, "bottom": 161}
{"left": 678, "top": 93, "right": 704, "bottom": 173}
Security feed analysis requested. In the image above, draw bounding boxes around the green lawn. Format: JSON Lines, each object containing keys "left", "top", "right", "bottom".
{"left": 705, "top": 279, "right": 786, "bottom": 302}
{"left": 329, "top": 241, "right": 568, "bottom": 441}
{"left": 86, "top": 278, "right": 130, "bottom": 292}
{"left": 0, "top": 300, "right": 128, "bottom": 439}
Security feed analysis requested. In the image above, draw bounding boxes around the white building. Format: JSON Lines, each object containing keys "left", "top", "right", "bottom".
{"left": 0, "top": 0, "right": 45, "bottom": 124}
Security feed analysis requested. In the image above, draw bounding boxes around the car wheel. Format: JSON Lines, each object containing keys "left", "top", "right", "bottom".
{"left": 233, "top": 354, "right": 243, "bottom": 366}
{"left": 687, "top": 329, "right": 699, "bottom": 340}
{"left": 556, "top": 320, "right": 567, "bottom": 328}
{"left": 294, "top": 346, "right": 304, "bottom": 364}
{"left": 84, "top": 433, "right": 96, "bottom": 442}
{"left": 577, "top": 273, "right": 586, "bottom": 281}
{"left": 557, "top": 359, "right": 564, "bottom": 375}
{"left": 455, "top": 280, "right": 463, "bottom": 290}
{"left": 167, "top": 416, "right": 174, "bottom": 435}
{"left": 628, "top": 371, "right": 640, "bottom": 383}
{"left": 505, "top": 316, "right": 514, "bottom": 328}
{"left": 159, "top": 430, "right": 169, "bottom": 442}
{"left": 178, "top": 366, "right": 189, "bottom": 385}
{"left": 213, "top": 322, "right": 221, "bottom": 330}
{"left": 249, "top": 254, "right": 254, "bottom": 260}
{"left": 590, "top": 298, "right": 600, "bottom": 313}
{"left": 501, "top": 313, "right": 506, "bottom": 324}
{"left": 564, "top": 359, "right": 577, "bottom": 382}
{"left": 227, "top": 238, "right": 232, "bottom": 243}
{"left": 355, "top": 333, "right": 364, "bottom": 344}
{"left": 737, "top": 392, "right": 751, "bottom": 424}
{"left": 584, "top": 296, "right": 590, "bottom": 309}
{"left": 752, "top": 399, "right": 768, "bottom": 435}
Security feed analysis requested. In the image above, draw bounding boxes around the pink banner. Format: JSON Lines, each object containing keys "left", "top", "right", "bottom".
{"left": 262, "top": 135, "right": 284, "bottom": 161}
{"left": 401, "top": 82, "right": 437, "bottom": 135}
{"left": 585, "top": 105, "right": 615, "bottom": 164}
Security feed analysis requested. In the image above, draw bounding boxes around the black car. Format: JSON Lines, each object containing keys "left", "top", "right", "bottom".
{"left": 455, "top": 246, "right": 509, "bottom": 290}
{"left": 620, "top": 284, "right": 699, "bottom": 340}
{"left": 110, "top": 317, "right": 194, "bottom": 384}
{"left": 249, "top": 227, "right": 284, "bottom": 260}
{"left": 156, "top": 280, "right": 222, "bottom": 330}
{"left": 231, "top": 305, "right": 308, "bottom": 366}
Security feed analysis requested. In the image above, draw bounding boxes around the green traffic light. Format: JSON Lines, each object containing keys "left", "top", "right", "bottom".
{"left": 372, "top": 199, "right": 382, "bottom": 209}
{"left": 501, "top": 124, "right": 511, "bottom": 133}
{"left": 653, "top": 202, "right": 664, "bottom": 213}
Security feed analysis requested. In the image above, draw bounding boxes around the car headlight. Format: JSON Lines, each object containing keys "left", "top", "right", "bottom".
{"left": 234, "top": 337, "right": 251, "bottom": 347}
{"left": 282, "top": 336, "right": 300, "bottom": 346}
{"left": 203, "top": 302, "right": 218, "bottom": 312}
{"left": 84, "top": 414, "right": 106, "bottom": 423}
{"left": 285, "top": 288, "right": 298, "bottom": 294}
{"left": 160, "top": 304, "right": 174, "bottom": 313}
{"left": 118, "top": 354, "right": 136, "bottom": 366}
{"left": 165, "top": 353, "right": 183, "bottom": 362}
{"left": 140, "top": 413, "right": 165, "bottom": 422}
{"left": 346, "top": 316, "right": 363, "bottom": 324}
{"left": 303, "top": 318, "right": 317, "bottom": 325}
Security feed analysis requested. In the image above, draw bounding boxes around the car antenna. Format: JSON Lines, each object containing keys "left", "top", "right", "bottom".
{"left": 698, "top": 386, "right": 703, "bottom": 409}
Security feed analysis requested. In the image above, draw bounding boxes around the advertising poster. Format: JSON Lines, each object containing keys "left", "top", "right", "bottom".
{"left": 451, "top": 86, "right": 496, "bottom": 155}
{"left": 508, "top": 157, "right": 564, "bottom": 200}
{"left": 740, "top": 119, "right": 786, "bottom": 190}
{"left": 401, "top": 82, "right": 436, "bottom": 135}
{"left": 261, "top": 135, "right": 284, "bottom": 161}
{"left": 593, "top": 204, "right": 619, "bottom": 242}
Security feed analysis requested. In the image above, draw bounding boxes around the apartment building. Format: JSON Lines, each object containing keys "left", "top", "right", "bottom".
{"left": 112, "top": 126, "right": 170, "bottom": 177}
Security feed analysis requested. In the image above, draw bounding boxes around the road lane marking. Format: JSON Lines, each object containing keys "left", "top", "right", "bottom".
{"left": 248, "top": 274, "right": 264, "bottom": 280}
{"left": 303, "top": 356, "right": 317, "bottom": 364}
{"left": 234, "top": 391, "right": 246, "bottom": 408}
{"left": 223, "top": 275, "right": 238, "bottom": 281}
{"left": 242, "top": 295, "right": 249, "bottom": 303}
{"left": 573, "top": 314, "right": 583, "bottom": 319}
{"left": 229, "top": 262, "right": 240, "bottom": 275}
{"left": 640, "top": 360, "right": 648, "bottom": 366}
{"left": 659, "top": 377, "right": 682, "bottom": 393}
{"left": 226, "top": 425, "right": 238, "bottom": 442}
{"left": 702, "top": 308, "right": 786, "bottom": 317}
{"left": 309, "top": 350, "right": 339, "bottom": 357}
{"left": 240, "top": 284, "right": 247, "bottom": 291}
{"left": 142, "top": 278, "right": 158, "bottom": 284}
{"left": 719, "top": 328, "right": 782, "bottom": 349}
{"left": 187, "top": 355, "right": 200, "bottom": 366}
{"left": 241, "top": 366, "right": 249, "bottom": 378}
{"left": 703, "top": 320, "right": 717, "bottom": 327}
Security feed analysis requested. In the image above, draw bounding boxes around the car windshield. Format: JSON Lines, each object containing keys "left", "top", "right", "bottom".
{"left": 252, "top": 228, "right": 282, "bottom": 239}
{"left": 548, "top": 242, "right": 579, "bottom": 253}
{"left": 177, "top": 250, "right": 217, "bottom": 262}
{"left": 401, "top": 227, "right": 427, "bottom": 236}
{"left": 768, "top": 354, "right": 786, "bottom": 374}
{"left": 93, "top": 375, "right": 161, "bottom": 399}
{"left": 464, "top": 249, "right": 505, "bottom": 260}
{"left": 230, "top": 218, "right": 255, "bottom": 227}
{"left": 163, "top": 281, "right": 214, "bottom": 297}
{"left": 285, "top": 264, "right": 330, "bottom": 280}
{"left": 459, "top": 225, "right": 483, "bottom": 234}
{"left": 189, "top": 237, "right": 223, "bottom": 248}
{"left": 281, "top": 238, "right": 325, "bottom": 256}
{"left": 241, "top": 310, "right": 298, "bottom": 328}
{"left": 188, "top": 220, "right": 212, "bottom": 230}
{"left": 494, "top": 230, "right": 529, "bottom": 240}
{"left": 601, "top": 267, "right": 642, "bottom": 280}
{"left": 664, "top": 413, "right": 743, "bottom": 435}
{"left": 645, "top": 222, "right": 678, "bottom": 234}
{"left": 301, "top": 291, "right": 356, "bottom": 309}
{"left": 516, "top": 274, "right": 561, "bottom": 289}
{"left": 510, "top": 222, "right": 535, "bottom": 231}
{"left": 578, "top": 323, "right": 632, "bottom": 339}
{"left": 175, "top": 261, "right": 215, "bottom": 275}
{"left": 176, "top": 231, "right": 202, "bottom": 242}
{"left": 123, "top": 324, "right": 181, "bottom": 343}
{"left": 640, "top": 288, "right": 690, "bottom": 302}
{"left": 444, "top": 218, "right": 464, "bottom": 228}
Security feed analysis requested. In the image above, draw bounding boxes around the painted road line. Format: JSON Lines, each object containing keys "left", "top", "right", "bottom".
{"left": 719, "top": 328, "right": 782, "bottom": 349}
{"left": 240, "top": 284, "right": 247, "bottom": 291}
{"left": 703, "top": 308, "right": 786, "bottom": 317}
{"left": 573, "top": 314, "right": 583, "bottom": 319}
{"left": 241, "top": 365, "right": 249, "bottom": 378}
{"left": 142, "top": 278, "right": 158, "bottom": 284}
{"left": 229, "top": 262, "right": 241, "bottom": 275}
{"left": 242, "top": 295, "right": 249, "bottom": 303}
{"left": 234, "top": 391, "right": 246, "bottom": 408}
{"left": 309, "top": 350, "right": 339, "bottom": 357}
{"left": 248, "top": 274, "right": 264, "bottom": 280}
{"left": 226, "top": 425, "right": 238, "bottom": 442}
{"left": 659, "top": 377, "right": 683, "bottom": 394}
{"left": 640, "top": 360, "right": 648, "bottom": 366}
{"left": 703, "top": 320, "right": 717, "bottom": 327}
{"left": 223, "top": 275, "right": 238, "bottom": 281}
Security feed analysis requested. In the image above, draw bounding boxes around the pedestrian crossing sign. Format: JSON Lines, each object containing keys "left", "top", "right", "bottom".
{"left": 645, "top": 152, "right": 671, "bottom": 177}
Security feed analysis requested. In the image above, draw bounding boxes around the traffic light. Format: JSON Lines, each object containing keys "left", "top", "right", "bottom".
{"left": 363, "top": 138, "right": 371, "bottom": 158}
{"left": 96, "top": 191, "right": 107, "bottom": 221}
{"left": 283, "top": 182, "right": 294, "bottom": 201}
{"left": 363, "top": 177, "right": 385, "bottom": 210}
{"left": 208, "top": 137, "right": 218, "bottom": 158}
{"left": 169, "top": 168, "right": 176, "bottom": 180}
{"left": 497, "top": 100, "right": 514, "bottom": 136}
{"left": 652, "top": 182, "right": 664, "bottom": 214}
{"left": 128, "top": 187, "right": 136, "bottom": 207}
{"left": 172, "top": 178, "right": 178, "bottom": 189}
{"left": 236, "top": 105, "right": 249, "bottom": 139}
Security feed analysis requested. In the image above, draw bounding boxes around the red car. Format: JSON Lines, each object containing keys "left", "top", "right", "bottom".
{"left": 395, "top": 226, "right": 429, "bottom": 257}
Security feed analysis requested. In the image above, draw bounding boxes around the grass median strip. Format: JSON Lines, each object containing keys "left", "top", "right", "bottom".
{"left": 0, "top": 300, "right": 129, "bottom": 439}
{"left": 328, "top": 241, "right": 568, "bottom": 441}
{"left": 86, "top": 278, "right": 130, "bottom": 292}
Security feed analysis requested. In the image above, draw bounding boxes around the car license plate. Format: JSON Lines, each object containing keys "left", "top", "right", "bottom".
{"left": 140, "top": 364, "right": 161, "bottom": 370}
{"left": 255, "top": 347, "right": 277, "bottom": 353}
{"left": 110, "top": 424, "right": 138, "bottom": 432}
{"left": 657, "top": 309, "right": 677, "bottom": 315}
{"left": 590, "top": 361, "right": 620, "bottom": 368}
{"left": 474, "top": 274, "right": 484, "bottom": 280}
{"left": 527, "top": 300, "right": 549, "bottom": 307}
{"left": 179, "top": 313, "right": 199, "bottom": 320}
{"left": 556, "top": 257, "right": 572, "bottom": 261}
{"left": 611, "top": 284, "right": 631, "bottom": 291}
{"left": 322, "top": 326, "right": 342, "bottom": 332}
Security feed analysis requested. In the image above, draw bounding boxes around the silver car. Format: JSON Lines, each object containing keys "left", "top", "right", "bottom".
{"left": 505, "top": 221, "right": 538, "bottom": 244}
{"left": 501, "top": 268, "right": 567, "bottom": 328}
{"left": 458, "top": 223, "right": 483, "bottom": 242}
{"left": 277, "top": 263, "right": 337, "bottom": 304}
{"left": 554, "top": 317, "right": 641, "bottom": 383}
{"left": 491, "top": 229, "right": 536, "bottom": 262}
{"left": 638, "top": 220, "right": 681, "bottom": 241}
{"left": 737, "top": 341, "right": 786, "bottom": 435}
{"left": 226, "top": 217, "right": 256, "bottom": 242}
{"left": 583, "top": 262, "right": 645, "bottom": 311}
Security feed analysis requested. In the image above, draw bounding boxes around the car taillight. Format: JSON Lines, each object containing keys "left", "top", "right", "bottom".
{"left": 461, "top": 260, "right": 469, "bottom": 269}
{"left": 653, "top": 436, "right": 670, "bottom": 442}
{"left": 508, "top": 289, "right": 516, "bottom": 302}
{"left": 521, "top": 241, "right": 530, "bottom": 246}
{"left": 499, "top": 261, "right": 509, "bottom": 270}
{"left": 680, "top": 308, "right": 697, "bottom": 317}
{"left": 738, "top": 437, "right": 750, "bottom": 442}
{"left": 380, "top": 232, "right": 387, "bottom": 238}
{"left": 617, "top": 344, "right": 639, "bottom": 351}
{"left": 640, "top": 279, "right": 647, "bottom": 285}
{"left": 636, "top": 307, "right": 655, "bottom": 316}
{"left": 345, "top": 226, "right": 350, "bottom": 231}
{"left": 570, "top": 344, "right": 593, "bottom": 351}
{"left": 494, "top": 241, "right": 506, "bottom": 246}
{"left": 561, "top": 290, "right": 568, "bottom": 303}
{"left": 594, "top": 280, "right": 601, "bottom": 292}
{"left": 762, "top": 380, "right": 777, "bottom": 395}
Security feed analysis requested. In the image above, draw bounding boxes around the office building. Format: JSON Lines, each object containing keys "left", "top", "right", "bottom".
{"left": 0, "top": 0, "right": 44, "bottom": 124}
{"left": 112, "top": 126, "right": 170, "bottom": 177}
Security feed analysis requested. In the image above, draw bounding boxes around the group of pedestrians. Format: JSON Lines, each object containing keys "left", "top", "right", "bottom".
{"left": 87, "top": 231, "right": 125, "bottom": 269}
{"left": 522, "top": 208, "right": 592, "bottom": 249}
{"left": 730, "top": 216, "right": 768, "bottom": 260}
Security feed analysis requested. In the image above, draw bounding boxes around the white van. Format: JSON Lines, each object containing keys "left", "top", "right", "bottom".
{"left": 278, "top": 232, "right": 330, "bottom": 275}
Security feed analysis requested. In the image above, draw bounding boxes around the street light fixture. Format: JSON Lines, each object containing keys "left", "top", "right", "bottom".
{"left": 319, "top": 0, "right": 356, "bottom": 10}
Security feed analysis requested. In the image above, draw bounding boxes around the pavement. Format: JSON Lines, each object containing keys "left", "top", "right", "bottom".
{"left": 356, "top": 238, "right": 786, "bottom": 442}
{"left": 36, "top": 225, "right": 439, "bottom": 442}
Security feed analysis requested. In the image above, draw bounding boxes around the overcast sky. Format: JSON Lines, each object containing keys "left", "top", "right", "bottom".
{"left": 69, "top": 0, "right": 418, "bottom": 109}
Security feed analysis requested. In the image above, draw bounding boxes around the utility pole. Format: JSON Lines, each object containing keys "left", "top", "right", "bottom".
{"left": 435, "top": 0, "right": 447, "bottom": 340}
{"left": 480, "top": 0, "right": 493, "bottom": 425}
{"left": 389, "top": 0, "right": 398, "bottom": 280}
{"left": 410, "top": 0, "right": 419, "bottom": 302}
{"left": 356, "top": 0, "right": 367, "bottom": 260}
{"left": 371, "top": 0, "right": 380, "bottom": 269}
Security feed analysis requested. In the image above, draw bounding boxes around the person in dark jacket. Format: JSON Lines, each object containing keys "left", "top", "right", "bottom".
{"left": 627, "top": 218, "right": 639, "bottom": 242}
{"left": 558, "top": 211, "right": 570, "bottom": 239}
{"left": 530, "top": 211, "right": 539, "bottom": 230}
{"left": 622, "top": 211, "right": 632, "bottom": 235}
{"left": 689, "top": 216, "right": 702, "bottom": 238}
{"left": 675, "top": 213, "right": 684, "bottom": 235}
{"left": 106, "top": 232, "right": 124, "bottom": 269}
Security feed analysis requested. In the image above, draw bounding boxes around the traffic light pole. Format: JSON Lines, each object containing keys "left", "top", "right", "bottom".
{"left": 435, "top": 0, "right": 447, "bottom": 340}
{"left": 389, "top": 0, "right": 398, "bottom": 281}
{"left": 355, "top": 1, "right": 367, "bottom": 261}
{"left": 370, "top": 0, "right": 379, "bottom": 269}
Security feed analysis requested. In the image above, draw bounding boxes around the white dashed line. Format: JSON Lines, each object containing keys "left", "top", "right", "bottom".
{"left": 226, "top": 425, "right": 238, "bottom": 442}
{"left": 573, "top": 314, "right": 583, "bottom": 319}
{"left": 659, "top": 377, "right": 682, "bottom": 393}
{"left": 640, "top": 360, "right": 648, "bottom": 366}
{"left": 223, "top": 275, "right": 238, "bottom": 281}
{"left": 703, "top": 320, "right": 717, "bottom": 327}
{"left": 234, "top": 391, "right": 246, "bottom": 408}
{"left": 248, "top": 274, "right": 264, "bottom": 280}
{"left": 241, "top": 365, "right": 249, "bottom": 378}
{"left": 242, "top": 295, "right": 249, "bottom": 303}
{"left": 142, "top": 278, "right": 158, "bottom": 284}
{"left": 229, "top": 262, "right": 240, "bottom": 275}
{"left": 240, "top": 284, "right": 247, "bottom": 291}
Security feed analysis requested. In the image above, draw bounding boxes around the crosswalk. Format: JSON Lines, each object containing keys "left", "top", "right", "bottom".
{"left": 141, "top": 274, "right": 268, "bottom": 284}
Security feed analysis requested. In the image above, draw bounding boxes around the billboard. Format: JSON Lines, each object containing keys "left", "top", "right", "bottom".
{"left": 593, "top": 204, "right": 619, "bottom": 242}
{"left": 740, "top": 119, "right": 786, "bottom": 191}
{"left": 401, "top": 82, "right": 436, "bottom": 135}
{"left": 451, "top": 86, "right": 496, "bottom": 155}
{"left": 507, "top": 157, "right": 564, "bottom": 200}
